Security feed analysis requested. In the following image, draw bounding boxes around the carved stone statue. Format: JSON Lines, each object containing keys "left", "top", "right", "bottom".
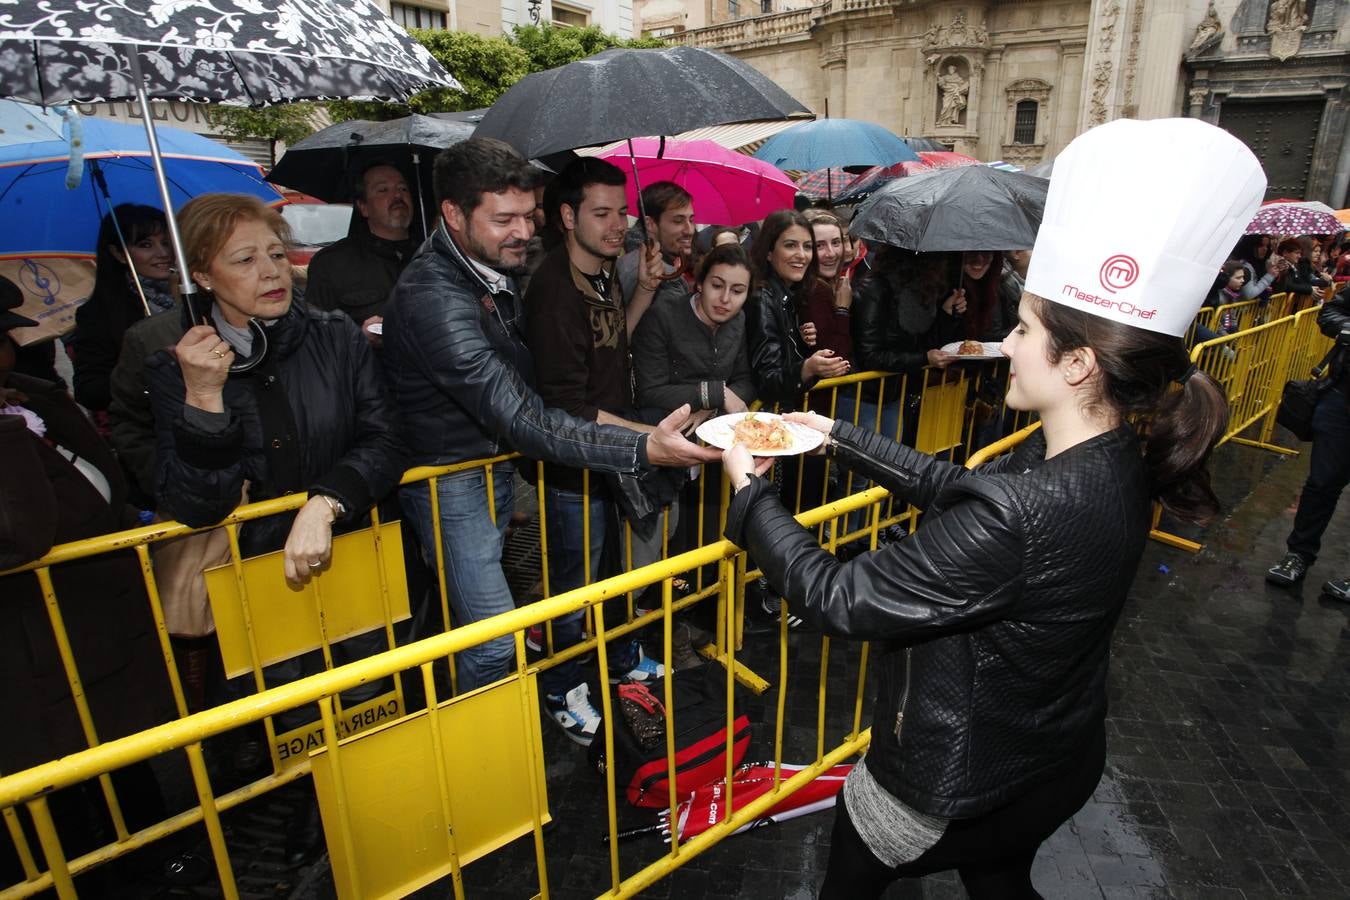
{"left": 1188, "top": 2, "right": 1223, "bottom": 54}
{"left": 1267, "top": 0, "right": 1308, "bottom": 33}
{"left": 937, "top": 66, "right": 969, "bottom": 127}
{"left": 1267, "top": 0, "right": 1307, "bottom": 61}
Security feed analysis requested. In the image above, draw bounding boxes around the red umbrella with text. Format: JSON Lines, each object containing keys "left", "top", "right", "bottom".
{"left": 609, "top": 761, "right": 852, "bottom": 842}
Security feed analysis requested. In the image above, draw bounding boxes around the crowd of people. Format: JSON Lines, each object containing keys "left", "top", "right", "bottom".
{"left": 1, "top": 120, "right": 1348, "bottom": 895}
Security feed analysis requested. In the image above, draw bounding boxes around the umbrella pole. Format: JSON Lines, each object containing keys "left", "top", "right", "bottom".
{"left": 132, "top": 82, "right": 202, "bottom": 323}
{"left": 90, "top": 162, "right": 152, "bottom": 317}
{"left": 627, "top": 138, "right": 649, "bottom": 242}
{"left": 412, "top": 150, "right": 428, "bottom": 241}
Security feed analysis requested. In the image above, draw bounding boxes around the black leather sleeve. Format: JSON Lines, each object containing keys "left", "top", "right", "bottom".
{"left": 1318, "top": 293, "right": 1350, "bottom": 340}
{"left": 146, "top": 352, "right": 251, "bottom": 528}
{"left": 724, "top": 474, "right": 1025, "bottom": 641}
{"left": 745, "top": 288, "right": 801, "bottom": 410}
{"left": 307, "top": 318, "right": 405, "bottom": 520}
{"left": 852, "top": 278, "right": 928, "bottom": 375}
{"left": 400, "top": 278, "right": 646, "bottom": 471}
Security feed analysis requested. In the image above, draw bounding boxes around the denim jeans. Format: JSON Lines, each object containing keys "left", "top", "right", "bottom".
{"left": 542, "top": 484, "right": 676, "bottom": 694}
{"left": 400, "top": 463, "right": 515, "bottom": 693}
{"left": 1287, "top": 390, "right": 1350, "bottom": 565}
{"left": 540, "top": 486, "right": 605, "bottom": 695}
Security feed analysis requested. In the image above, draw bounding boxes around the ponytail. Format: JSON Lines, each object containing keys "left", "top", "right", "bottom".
{"left": 1029, "top": 294, "right": 1230, "bottom": 524}
{"left": 1143, "top": 371, "right": 1227, "bottom": 523}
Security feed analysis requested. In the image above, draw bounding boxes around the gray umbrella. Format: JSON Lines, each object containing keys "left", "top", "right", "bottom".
{"left": 474, "top": 46, "right": 810, "bottom": 159}
{"left": 850, "top": 166, "right": 1049, "bottom": 252}
{"left": 267, "top": 115, "right": 475, "bottom": 235}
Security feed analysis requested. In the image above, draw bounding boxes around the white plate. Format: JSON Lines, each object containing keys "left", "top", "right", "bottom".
{"left": 695, "top": 412, "right": 824, "bottom": 457}
{"left": 366, "top": 322, "right": 383, "bottom": 335}
{"left": 940, "top": 340, "right": 1002, "bottom": 360}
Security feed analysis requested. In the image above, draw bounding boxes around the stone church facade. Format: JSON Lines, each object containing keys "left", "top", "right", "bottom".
{"left": 666, "top": 0, "right": 1349, "bottom": 205}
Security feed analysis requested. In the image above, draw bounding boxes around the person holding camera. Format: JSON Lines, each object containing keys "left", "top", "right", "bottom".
{"left": 1267, "top": 289, "right": 1350, "bottom": 601}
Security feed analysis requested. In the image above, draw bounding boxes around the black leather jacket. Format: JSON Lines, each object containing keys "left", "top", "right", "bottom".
{"left": 725, "top": 422, "right": 1150, "bottom": 818}
{"left": 146, "top": 303, "right": 405, "bottom": 557}
{"left": 381, "top": 221, "right": 649, "bottom": 470}
{"left": 851, "top": 267, "right": 938, "bottom": 399}
{"left": 745, "top": 273, "right": 811, "bottom": 410}
{"left": 1319, "top": 292, "right": 1350, "bottom": 395}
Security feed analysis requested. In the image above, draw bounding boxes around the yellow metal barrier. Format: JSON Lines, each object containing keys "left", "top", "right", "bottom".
{"left": 4, "top": 317, "right": 1309, "bottom": 896}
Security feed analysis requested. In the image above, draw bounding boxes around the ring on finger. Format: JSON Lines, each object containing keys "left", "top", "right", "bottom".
{"left": 308, "top": 560, "right": 322, "bottom": 568}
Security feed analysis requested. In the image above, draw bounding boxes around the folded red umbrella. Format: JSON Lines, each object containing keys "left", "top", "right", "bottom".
{"left": 609, "top": 761, "right": 852, "bottom": 842}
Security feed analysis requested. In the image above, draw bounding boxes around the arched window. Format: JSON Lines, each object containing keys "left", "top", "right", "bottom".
{"left": 1014, "top": 100, "right": 1038, "bottom": 144}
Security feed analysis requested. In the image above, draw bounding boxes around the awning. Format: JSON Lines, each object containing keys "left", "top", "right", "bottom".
{"left": 576, "top": 116, "right": 813, "bottom": 157}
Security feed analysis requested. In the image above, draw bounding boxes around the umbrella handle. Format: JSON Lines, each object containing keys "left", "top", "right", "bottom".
{"left": 227, "top": 320, "right": 270, "bottom": 375}
{"left": 657, "top": 256, "right": 686, "bottom": 283}
{"left": 601, "top": 822, "right": 665, "bottom": 844}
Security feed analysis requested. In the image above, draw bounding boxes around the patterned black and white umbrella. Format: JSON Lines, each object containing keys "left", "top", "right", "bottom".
{"left": 0, "top": 0, "right": 460, "bottom": 105}
{"left": 0, "top": 0, "right": 459, "bottom": 354}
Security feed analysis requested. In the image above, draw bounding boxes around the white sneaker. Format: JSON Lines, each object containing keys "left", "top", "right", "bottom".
{"left": 544, "top": 683, "right": 602, "bottom": 747}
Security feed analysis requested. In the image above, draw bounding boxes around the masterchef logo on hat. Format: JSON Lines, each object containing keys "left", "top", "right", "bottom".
{"left": 1099, "top": 255, "right": 1139, "bottom": 293}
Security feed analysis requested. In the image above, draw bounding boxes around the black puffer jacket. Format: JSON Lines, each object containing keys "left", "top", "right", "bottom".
{"left": 146, "top": 303, "right": 404, "bottom": 557}
{"left": 381, "top": 221, "right": 648, "bottom": 470}
{"left": 725, "top": 421, "right": 1150, "bottom": 818}
{"left": 745, "top": 273, "right": 811, "bottom": 410}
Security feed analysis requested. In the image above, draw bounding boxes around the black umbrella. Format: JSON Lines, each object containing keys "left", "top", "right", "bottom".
{"left": 849, "top": 166, "right": 1049, "bottom": 252}
{"left": 268, "top": 114, "right": 474, "bottom": 237}
{"left": 474, "top": 46, "right": 810, "bottom": 160}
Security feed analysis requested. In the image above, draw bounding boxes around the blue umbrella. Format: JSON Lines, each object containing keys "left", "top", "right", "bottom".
{"left": 752, "top": 118, "right": 920, "bottom": 172}
{"left": 0, "top": 105, "right": 283, "bottom": 260}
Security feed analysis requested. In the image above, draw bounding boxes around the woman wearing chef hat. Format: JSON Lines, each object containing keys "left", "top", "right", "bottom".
{"left": 722, "top": 118, "right": 1266, "bottom": 898}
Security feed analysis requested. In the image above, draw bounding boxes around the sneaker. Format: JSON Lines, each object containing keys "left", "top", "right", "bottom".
{"left": 544, "top": 683, "right": 602, "bottom": 747}
{"left": 1266, "top": 553, "right": 1309, "bottom": 587}
{"left": 526, "top": 625, "right": 544, "bottom": 653}
{"left": 610, "top": 641, "right": 665, "bottom": 683}
{"left": 1322, "top": 578, "right": 1350, "bottom": 602}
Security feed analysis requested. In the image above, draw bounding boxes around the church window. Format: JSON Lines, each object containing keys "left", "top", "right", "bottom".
{"left": 1014, "top": 100, "right": 1039, "bottom": 144}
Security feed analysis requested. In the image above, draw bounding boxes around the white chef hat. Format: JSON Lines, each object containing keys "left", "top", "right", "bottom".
{"left": 1024, "top": 118, "right": 1266, "bottom": 338}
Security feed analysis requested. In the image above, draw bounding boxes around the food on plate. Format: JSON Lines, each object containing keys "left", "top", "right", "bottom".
{"left": 957, "top": 340, "right": 985, "bottom": 356}
{"left": 732, "top": 414, "right": 794, "bottom": 453}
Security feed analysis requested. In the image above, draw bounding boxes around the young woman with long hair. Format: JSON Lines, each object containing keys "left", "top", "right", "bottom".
{"left": 720, "top": 118, "right": 1264, "bottom": 899}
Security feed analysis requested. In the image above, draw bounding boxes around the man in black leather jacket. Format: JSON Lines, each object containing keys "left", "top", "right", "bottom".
{"left": 381, "top": 138, "right": 717, "bottom": 692}
{"left": 1267, "top": 292, "right": 1350, "bottom": 599}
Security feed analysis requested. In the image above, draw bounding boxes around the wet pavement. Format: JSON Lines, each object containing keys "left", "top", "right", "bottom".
{"left": 284, "top": 436, "right": 1349, "bottom": 899}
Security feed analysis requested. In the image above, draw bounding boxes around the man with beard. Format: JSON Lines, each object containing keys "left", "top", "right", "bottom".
{"left": 306, "top": 162, "right": 415, "bottom": 346}
{"left": 617, "top": 181, "right": 696, "bottom": 334}
{"left": 524, "top": 158, "right": 672, "bottom": 744}
{"left": 381, "top": 139, "right": 717, "bottom": 695}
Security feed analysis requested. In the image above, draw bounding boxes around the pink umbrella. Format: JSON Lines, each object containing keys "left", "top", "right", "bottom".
{"left": 1245, "top": 200, "right": 1345, "bottom": 236}
{"left": 918, "top": 150, "right": 981, "bottom": 169}
{"left": 597, "top": 137, "right": 797, "bottom": 227}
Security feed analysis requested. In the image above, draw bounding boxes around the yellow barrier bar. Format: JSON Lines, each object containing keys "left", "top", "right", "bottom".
{"left": 418, "top": 664, "right": 466, "bottom": 900}
{"left": 26, "top": 799, "right": 74, "bottom": 900}
{"left": 33, "top": 567, "right": 129, "bottom": 842}
{"left": 1, "top": 806, "right": 37, "bottom": 883}
{"left": 222, "top": 522, "right": 285, "bottom": 773}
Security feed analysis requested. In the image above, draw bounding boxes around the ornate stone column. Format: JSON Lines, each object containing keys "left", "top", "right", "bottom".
{"left": 1078, "top": 0, "right": 1127, "bottom": 130}
{"left": 1133, "top": 0, "right": 1189, "bottom": 118}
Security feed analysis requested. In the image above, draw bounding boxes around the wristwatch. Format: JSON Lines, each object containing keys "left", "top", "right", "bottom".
{"left": 315, "top": 493, "right": 346, "bottom": 520}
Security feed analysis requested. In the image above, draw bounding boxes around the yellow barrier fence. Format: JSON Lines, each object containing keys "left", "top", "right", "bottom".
{"left": 2, "top": 300, "right": 1311, "bottom": 895}
{"left": 0, "top": 388, "right": 1046, "bottom": 899}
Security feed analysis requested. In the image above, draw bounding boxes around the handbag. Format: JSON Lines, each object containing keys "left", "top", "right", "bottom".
{"left": 150, "top": 484, "right": 248, "bottom": 638}
{"left": 1276, "top": 345, "right": 1340, "bottom": 442}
